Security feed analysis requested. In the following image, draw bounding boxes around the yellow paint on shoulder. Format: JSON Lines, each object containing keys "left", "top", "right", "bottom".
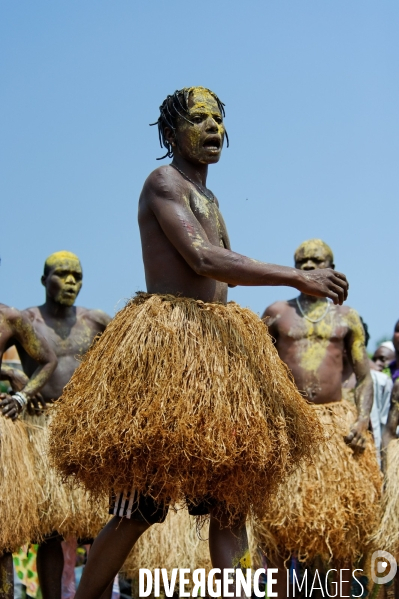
{"left": 345, "top": 309, "right": 365, "bottom": 363}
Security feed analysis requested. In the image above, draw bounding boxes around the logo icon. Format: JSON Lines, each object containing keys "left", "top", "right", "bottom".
{"left": 371, "top": 551, "right": 397, "bottom": 584}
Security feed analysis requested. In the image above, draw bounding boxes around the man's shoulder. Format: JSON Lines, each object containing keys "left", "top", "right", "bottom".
{"left": 20, "top": 306, "right": 43, "bottom": 324}
{"left": 0, "top": 303, "right": 19, "bottom": 320}
{"left": 262, "top": 299, "right": 294, "bottom": 323}
{"left": 77, "top": 307, "right": 111, "bottom": 329}
{"left": 334, "top": 304, "right": 362, "bottom": 327}
{"left": 142, "top": 165, "right": 187, "bottom": 202}
{"left": 264, "top": 299, "right": 295, "bottom": 316}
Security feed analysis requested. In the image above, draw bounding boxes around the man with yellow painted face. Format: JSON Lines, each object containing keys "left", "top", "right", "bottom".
{"left": 16, "top": 250, "right": 111, "bottom": 599}
{"left": 258, "top": 239, "right": 380, "bottom": 594}
{"left": 49, "top": 89, "right": 349, "bottom": 599}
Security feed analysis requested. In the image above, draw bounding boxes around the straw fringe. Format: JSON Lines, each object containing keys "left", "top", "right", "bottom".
{"left": 371, "top": 439, "right": 399, "bottom": 559}
{"left": 0, "top": 416, "right": 42, "bottom": 553}
{"left": 255, "top": 399, "right": 382, "bottom": 562}
{"left": 49, "top": 293, "right": 323, "bottom": 520}
{"left": 22, "top": 411, "right": 108, "bottom": 540}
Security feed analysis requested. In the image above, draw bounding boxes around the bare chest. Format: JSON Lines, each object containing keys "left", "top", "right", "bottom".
{"left": 189, "top": 192, "right": 227, "bottom": 248}
{"left": 278, "top": 310, "right": 347, "bottom": 344}
{"left": 35, "top": 318, "right": 98, "bottom": 359}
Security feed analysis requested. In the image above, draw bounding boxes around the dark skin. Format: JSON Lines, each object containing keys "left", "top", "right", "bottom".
{"left": 0, "top": 305, "right": 56, "bottom": 599}
{"left": 16, "top": 254, "right": 111, "bottom": 599}
{"left": 75, "top": 88, "right": 349, "bottom": 599}
{"left": 0, "top": 306, "right": 56, "bottom": 419}
{"left": 263, "top": 244, "right": 372, "bottom": 446}
{"left": 262, "top": 242, "right": 372, "bottom": 599}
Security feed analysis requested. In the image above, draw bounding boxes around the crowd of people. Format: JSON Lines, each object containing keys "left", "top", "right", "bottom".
{"left": 1, "top": 86, "right": 399, "bottom": 599}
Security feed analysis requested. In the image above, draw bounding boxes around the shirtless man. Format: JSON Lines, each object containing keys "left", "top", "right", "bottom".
{"left": 0, "top": 303, "right": 57, "bottom": 598}
{"left": 16, "top": 250, "right": 111, "bottom": 599}
{"left": 50, "top": 87, "right": 349, "bottom": 599}
{"left": 260, "top": 239, "right": 379, "bottom": 596}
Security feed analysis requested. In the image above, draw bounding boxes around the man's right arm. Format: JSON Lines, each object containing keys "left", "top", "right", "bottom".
{"left": 145, "top": 170, "right": 349, "bottom": 304}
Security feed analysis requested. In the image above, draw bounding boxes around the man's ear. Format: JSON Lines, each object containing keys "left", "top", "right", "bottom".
{"left": 41, "top": 275, "right": 47, "bottom": 287}
{"left": 330, "top": 262, "right": 335, "bottom": 270}
{"left": 163, "top": 126, "right": 176, "bottom": 147}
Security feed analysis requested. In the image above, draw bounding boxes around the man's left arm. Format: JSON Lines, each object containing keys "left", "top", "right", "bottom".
{"left": 344, "top": 309, "right": 373, "bottom": 449}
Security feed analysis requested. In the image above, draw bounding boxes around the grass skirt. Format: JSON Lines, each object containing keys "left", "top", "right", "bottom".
{"left": 22, "top": 410, "right": 108, "bottom": 540}
{"left": 49, "top": 293, "right": 323, "bottom": 520}
{"left": 371, "top": 439, "right": 399, "bottom": 559}
{"left": 255, "top": 399, "right": 382, "bottom": 562}
{"left": 0, "top": 416, "right": 41, "bottom": 553}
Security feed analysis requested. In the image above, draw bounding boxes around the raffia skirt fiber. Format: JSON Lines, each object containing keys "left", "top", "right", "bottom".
{"left": 49, "top": 293, "right": 323, "bottom": 520}
{"left": 371, "top": 438, "right": 399, "bottom": 559}
{"left": 22, "top": 410, "right": 108, "bottom": 540}
{"left": 255, "top": 399, "right": 382, "bottom": 562}
{"left": 0, "top": 416, "right": 42, "bottom": 553}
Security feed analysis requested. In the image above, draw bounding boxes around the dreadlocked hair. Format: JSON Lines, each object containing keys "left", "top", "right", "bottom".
{"left": 150, "top": 86, "right": 229, "bottom": 160}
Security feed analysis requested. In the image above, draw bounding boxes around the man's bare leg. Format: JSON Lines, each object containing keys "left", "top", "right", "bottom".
{"left": 0, "top": 552, "right": 13, "bottom": 599}
{"left": 268, "top": 554, "right": 288, "bottom": 599}
{"left": 75, "top": 516, "right": 150, "bottom": 599}
{"left": 335, "top": 561, "right": 351, "bottom": 599}
{"left": 37, "top": 535, "right": 64, "bottom": 599}
{"left": 208, "top": 509, "right": 250, "bottom": 599}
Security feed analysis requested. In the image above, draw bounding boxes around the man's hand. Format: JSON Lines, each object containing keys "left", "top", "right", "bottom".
{"left": 27, "top": 393, "right": 47, "bottom": 416}
{"left": 0, "top": 393, "right": 20, "bottom": 421}
{"left": 344, "top": 416, "right": 369, "bottom": 450}
{"left": 296, "top": 269, "right": 349, "bottom": 305}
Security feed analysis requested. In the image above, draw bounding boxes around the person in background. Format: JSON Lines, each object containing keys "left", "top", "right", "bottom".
{"left": 371, "top": 341, "right": 395, "bottom": 374}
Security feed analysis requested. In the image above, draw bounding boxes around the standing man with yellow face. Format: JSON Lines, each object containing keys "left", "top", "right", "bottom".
{"left": 49, "top": 88, "right": 349, "bottom": 599}
{"left": 17, "top": 250, "right": 111, "bottom": 599}
{"left": 258, "top": 239, "right": 381, "bottom": 596}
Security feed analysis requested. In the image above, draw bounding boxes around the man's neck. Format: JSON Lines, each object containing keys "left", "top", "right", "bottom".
{"left": 172, "top": 156, "right": 208, "bottom": 187}
{"left": 43, "top": 296, "right": 75, "bottom": 319}
{"left": 298, "top": 293, "right": 325, "bottom": 304}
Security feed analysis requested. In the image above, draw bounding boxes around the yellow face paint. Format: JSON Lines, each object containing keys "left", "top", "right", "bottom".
{"left": 294, "top": 239, "right": 334, "bottom": 266}
{"left": 45, "top": 250, "right": 80, "bottom": 269}
{"left": 174, "top": 88, "right": 225, "bottom": 164}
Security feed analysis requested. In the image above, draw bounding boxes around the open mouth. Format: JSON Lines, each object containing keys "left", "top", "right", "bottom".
{"left": 203, "top": 137, "right": 221, "bottom": 151}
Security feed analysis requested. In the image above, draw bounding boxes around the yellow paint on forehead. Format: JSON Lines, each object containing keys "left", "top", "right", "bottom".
{"left": 185, "top": 87, "right": 221, "bottom": 112}
{"left": 294, "top": 239, "right": 334, "bottom": 263}
{"left": 45, "top": 251, "right": 81, "bottom": 270}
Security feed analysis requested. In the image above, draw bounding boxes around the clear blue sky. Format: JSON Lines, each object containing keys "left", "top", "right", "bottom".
{"left": 1, "top": 1, "right": 398, "bottom": 348}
